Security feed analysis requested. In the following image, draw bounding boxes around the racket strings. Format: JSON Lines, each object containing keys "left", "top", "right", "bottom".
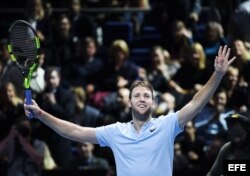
{"left": 9, "top": 24, "right": 37, "bottom": 68}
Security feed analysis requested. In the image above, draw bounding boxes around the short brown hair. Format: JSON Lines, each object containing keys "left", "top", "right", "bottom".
{"left": 129, "top": 80, "right": 154, "bottom": 99}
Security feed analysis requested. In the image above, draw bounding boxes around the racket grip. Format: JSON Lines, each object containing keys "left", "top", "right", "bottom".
{"left": 25, "top": 89, "right": 34, "bottom": 119}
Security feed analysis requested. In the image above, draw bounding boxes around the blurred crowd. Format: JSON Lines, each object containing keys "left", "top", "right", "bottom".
{"left": 1, "top": 0, "right": 250, "bottom": 175}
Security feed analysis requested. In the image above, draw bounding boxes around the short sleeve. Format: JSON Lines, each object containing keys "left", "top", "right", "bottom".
{"left": 95, "top": 123, "right": 118, "bottom": 147}
{"left": 160, "top": 111, "right": 183, "bottom": 138}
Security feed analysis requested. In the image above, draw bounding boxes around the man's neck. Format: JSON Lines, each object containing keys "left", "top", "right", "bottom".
{"left": 132, "top": 116, "right": 152, "bottom": 133}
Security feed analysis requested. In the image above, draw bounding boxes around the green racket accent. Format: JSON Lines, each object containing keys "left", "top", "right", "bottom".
{"left": 35, "top": 36, "right": 40, "bottom": 49}
{"left": 7, "top": 43, "right": 39, "bottom": 89}
{"left": 7, "top": 44, "right": 16, "bottom": 62}
{"left": 7, "top": 44, "right": 12, "bottom": 53}
{"left": 24, "top": 62, "right": 38, "bottom": 89}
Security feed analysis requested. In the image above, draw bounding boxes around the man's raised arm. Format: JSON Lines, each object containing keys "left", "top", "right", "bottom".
{"left": 178, "top": 45, "right": 236, "bottom": 129}
{"left": 24, "top": 100, "right": 98, "bottom": 144}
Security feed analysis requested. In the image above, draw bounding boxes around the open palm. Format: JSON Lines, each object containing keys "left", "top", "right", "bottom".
{"left": 214, "top": 45, "right": 236, "bottom": 75}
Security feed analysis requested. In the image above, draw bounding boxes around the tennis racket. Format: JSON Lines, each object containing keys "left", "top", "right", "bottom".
{"left": 7, "top": 20, "right": 40, "bottom": 118}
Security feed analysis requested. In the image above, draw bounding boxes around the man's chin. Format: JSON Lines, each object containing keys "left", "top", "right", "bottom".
{"left": 132, "top": 108, "right": 152, "bottom": 121}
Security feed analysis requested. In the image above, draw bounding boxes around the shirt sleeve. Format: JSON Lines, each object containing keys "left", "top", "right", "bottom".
{"left": 161, "top": 111, "right": 183, "bottom": 138}
{"left": 95, "top": 123, "right": 118, "bottom": 147}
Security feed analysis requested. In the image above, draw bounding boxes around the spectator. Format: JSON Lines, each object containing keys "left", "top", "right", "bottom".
{"left": 30, "top": 50, "right": 46, "bottom": 97}
{"left": 195, "top": 88, "right": 233, "bottom": 144}
{"left": 71, "top": 86, "right": 103, "bottom": 127}
{"left": 0, "top": 117, "right": 57, "bottom": 176}
{"left": 171, "top": 42, "right": 209, "bottom": 92}
{"left": 168, "top": 20, "right": 193, "bottom": 62}
{"left": 0, "top": 82, "right": 24, "bottom": 139}
{"left": 199, "top": 21, "right": 227, "bottom": 60}
{"left": 102, "top": 87, "right": 131, "bottom": 122}
{"left": 177, "top": 121, "right": 205, "bottom": 175}
{"left": 169, "top": 43, "right": 209, "bottom": 109}
{"left": 220, "top": 66, "right": 248, "bottom": 112}
{"left": 101, "top": 39, "right": 142, "bottom": 91}
{"left": 231, "top": 39, "right": 250, "bottom": 71}
{"left": 35, "top": 67, "right": 75, "bottom": 168}
{"left": 68, "top": 0, "right": 97, "bottom": 41}
{"left": 154, "top": 92, "right": 176, "bottom": 116}
{"left": 0, "top": 39, "right": 23, "bottom": 97}
{"left": 24, "top": 0, "right": 52, "bottom": 47}
{"left": 207, "top": 113, "right": 250, "bottom": 176}
{"left": 66, "top": 37, "right": 105, "bottom": 93}
{"left": 71, "top": 142, "right": 109, "bottom": 170}
{"left": 147, "top": 46, "right": 173, "bottom": 93}
{"left": 52, "top": 14, "right": 77, "bottom": 67}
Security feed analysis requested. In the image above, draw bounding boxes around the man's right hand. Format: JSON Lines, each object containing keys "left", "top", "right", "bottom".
{"left": 24, "top": 99, "right": 43, "bottom": 118}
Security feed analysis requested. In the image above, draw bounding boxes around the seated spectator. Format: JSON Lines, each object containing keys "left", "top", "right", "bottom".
{"left": 71, "top": 142, "right": 109, "bottom": 170}
{"left": 177, "top": 121, "right": 205, "bottom": 175}
{"left": 71, "top": 86, "right": 103, "bottom": 127}
{"left": 66, "top": 37, "right": 105, "bottom": 93}
{"left": 0, "top": 39, "right": 23, "bottom": 97}
{"left": 102, "top": 87, "right": 131, "bottom": 122}
{"left": 169, "top": 43, "right": 209, "bottom": 109}
{"left": 101, "top": 39, "right": 142, "bottom": 91}
{"left": 154, "top": 92, "right": 176, "bottom": 116}
{"left": 0, "top": 82, "right": 24, "bottom": 139}
{"left": 0, "top": 117, "right": 57, "bottom": 176}
{"left": 171, "top": 42, "right": 210, "bottom": 92}
{"left": 68, "top": 0, "right": 97, "bottom": 41}
{"left": 199, "top": 21, "right": 227, "bottom": 61}
{"left": 146, "top": 46, "right": 173, "bottom": 93}
{"left": 30, "top": 50, "right": 46, "bottom": 97}
{"left": 35, "top": 67, "right": 75, "bottom": 168}
{"left": 207, "top": 113, "right": 250, "bottom": 176}
{"left": 231, "top": 39, "right": 250, "bottom": 71}
{"left": 220, "top": 66, "right": 248, "bottom": 112}
{"left": 195, "top": 88, "right": 233, "bottom": 144}
{"left": 52, "top": 14, "right": 77, "bottom": 68}
{"left": 167, "top": 20, "right": 193, "bottom": 62}
{"left": 24, "top": 0, "right": 52, "bottom": 47}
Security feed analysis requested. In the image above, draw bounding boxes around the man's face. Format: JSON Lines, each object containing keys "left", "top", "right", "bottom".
{"left": 45, "top": 70, "right": 60, "bottom": 89}
{"left": 233, "top": 40, "right": 245, "bottom": 56}
{"left": 128, "top": 86, "right": 154, "bottom": 120}
{"left": 60, "top": 17, "right": 71, "bottom": 34}
{"left": 80, "top": 142, "right": 94, "bottom": 157}
{"left": 86, "top": 42, "right": 96, "bottom": 57}
{"left": 152, "top": 48, "right": 165, "bottom": 66}
{"left": 214, "top": 91, "right": 227, "bottom": 113}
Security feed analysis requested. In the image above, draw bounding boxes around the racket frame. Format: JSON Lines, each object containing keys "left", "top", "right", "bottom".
{"left": 7, "top": 20, "right": 40, "bottom": 118}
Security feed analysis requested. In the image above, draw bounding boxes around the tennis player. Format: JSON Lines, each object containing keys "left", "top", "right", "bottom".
{"left": 24, "top": 45, "right": 235, "bottom": 176}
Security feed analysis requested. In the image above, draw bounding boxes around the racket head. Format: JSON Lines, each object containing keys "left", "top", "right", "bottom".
{"left": 8, "top": 20, "right": 40, "bottom": 71}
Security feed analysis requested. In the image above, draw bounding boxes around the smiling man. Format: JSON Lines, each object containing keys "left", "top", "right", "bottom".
{"left": 24, "top": 46, "right": 236, "bottom": 176}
